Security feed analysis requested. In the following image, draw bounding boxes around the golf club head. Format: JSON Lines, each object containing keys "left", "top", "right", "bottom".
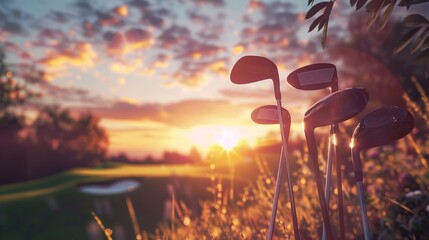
{"left": 351, "top": 106, "right": 414, "bottom": 182}
{"left": 287, "top": 63, "right": 338, "bottom": 92}
{"left": 304, "top": 87, "right": 369, "bottom": 129}
{"left": 251, "top": 105, "right": 291, "bottom": 139}
{"left": 251, "top": 105, "right": 291, "bottom": 125}
{"left": 230, "top": 55, "right": 281, "bottom": 99}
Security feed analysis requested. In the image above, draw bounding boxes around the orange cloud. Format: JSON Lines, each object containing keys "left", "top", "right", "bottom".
{"left": 110, "top": 59, "right": 142, "bottom": 74}
{"left": 104, "top": 29, "right": 153, "bottom": 56}
{"left": 114, "top": 5, "right": 128, "bottom": 17}
{"left": 84, "top": 99, "right": 249, "bottom": 128}
{"left": 232, "top": 45, "right": 244, "bottom": 54}
{"left": 40, "top": 42, "right": 97, "bottom": 69}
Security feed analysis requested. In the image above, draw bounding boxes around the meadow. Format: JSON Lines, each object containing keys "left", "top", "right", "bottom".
{"left": 1, "top": 129, "right": 427, "bottom": 240}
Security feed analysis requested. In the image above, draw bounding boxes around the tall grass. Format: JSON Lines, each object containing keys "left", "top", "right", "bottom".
{"left": 94, "top": 81, "right": 428, "bottom": 239}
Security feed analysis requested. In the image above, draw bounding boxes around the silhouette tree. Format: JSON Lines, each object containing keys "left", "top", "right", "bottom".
{"left": 28, "top": 107, "right": 108, "bottom": 177}
{"left": 306, "top": 0, "right": 429, "bottom": 79}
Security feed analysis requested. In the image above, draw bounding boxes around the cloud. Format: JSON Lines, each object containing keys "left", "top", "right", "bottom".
{"left": 96, "top": 11, "right": 125, "bottom": 27}
{"left": 157, "top": 24, "right": 191, "bottom": 49}
{"left": 165, "top": 56, "right": 229, "bottom": 87}
{"left": 187, "top": 11, "right": 211, "bottom": 25}
{"left": 113, "top": 5, "right": 129, "bottom": 17}
{"left": 128, "top": 0, "right": 171, "bottom": 27}
{"left": 72, "top": 0, "right": 95, "bottom": 16}
{"left": 14, "top": 63, "right": 105, "bottom": 106}
{"left": 47, "top": 11, "right": 73, "bottom": 23}
{"left": 102, "top": 28, "right": 153, "bottom": 56}
{"left": 180, "top": 0, "right": 225, "bottom": 7}
{"left": 84, "top": 99, "right": 248, "bottom": 128}
{"left": 218, "top": 88, "right": 274, "bottom": 100}
{"left": 39, "top": 42, "right": 97, "bottom": 69}
{"left": 109, "top": 59, "right": 143, "bottom": 74}
{"left": 239, "top": 1, "right": 301, "bottom": 47}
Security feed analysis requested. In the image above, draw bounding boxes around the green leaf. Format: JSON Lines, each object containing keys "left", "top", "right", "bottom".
{"left": 411, "top": 27, "right": 429, "bottom": 53}
{"left": 356, "top": 0, "right": 368, "bottom": 10}
{"left": 394, "top": 27, "right": 421, "bottom": 54}
{"left": 421, "top": 38, "right": 429, "bottom": 48}
{"left": 385, "top": 197, "right": 414, "bottom": 215}
{"left": 309, "top": 15, "right": 324, "bottom": 32}
{"left": 377, "top": 1, "right": 395, "bottom": 32}
{"left": 367, "top": 0, "right": 386, "bottom": 14}
{"left": 425, "top": 62, "right": 429, "bottom": 79}
{"left": 318, "top": 17, "right": 327, "bottom": 31}
{"left": 322, "top": 23, "right": 328, "bottom": 49}
{"left": 399, "top": 0, "right": 429, "bottom": 7}
{"left": 416, "top": 47, "right": 429, "bottom": 63}
{"left": 403, "top": 14, "right": 429, "bottom": 27}
{"left": 367, "top": 11, "right": 378, "bottom": 28}
{"left": 305, "top": 1, "right": 328, "bottom": 19}
{"left": 324, "top": 1, "right": 334, "bottom": 16}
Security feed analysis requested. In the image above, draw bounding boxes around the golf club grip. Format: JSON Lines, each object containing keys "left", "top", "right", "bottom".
{"left": 351, "top": 150, "right": 363, "bottom": 182}
{"left": 304, "top": 130, "right": 334, "bottom": 240}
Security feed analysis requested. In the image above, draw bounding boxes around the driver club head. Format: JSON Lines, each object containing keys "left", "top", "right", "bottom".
{"left": 304, "top": 87, "right": 369, "bottom": 130}
{"left": 303, "top": 87, "right": 368, "bottom": 239}
{"left": 350, "top": 106, "right": 414, "bottom": 240}
{"left": 351, "top": 106, "right": 414, "bottom": 182}
{"left": 287, "top": 63, "right": 338, "bottom": 92}
{"left": 230, "top": 55, "right": 281, "bottom": 100}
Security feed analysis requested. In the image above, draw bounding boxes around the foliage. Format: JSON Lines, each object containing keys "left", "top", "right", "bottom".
{"left": 306, "top": 0, "right": 429, "bottom": 77}
{"left": 32, "top": 106, "right": 109, "bottom": 165}
{"left": 0, "top": 48, "right": 40, "bottom": 126}
{"left": 0, "top": 48, "right": 109, "bottom": 184}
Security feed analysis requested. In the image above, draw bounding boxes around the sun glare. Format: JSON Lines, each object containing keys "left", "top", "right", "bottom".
{"left": 218, "top": 128, "right": 239, "bottom": 151}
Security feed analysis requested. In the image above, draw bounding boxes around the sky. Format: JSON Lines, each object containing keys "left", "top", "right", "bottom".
{"left": 1, "top": 0, "right": 419, "bottom": 158}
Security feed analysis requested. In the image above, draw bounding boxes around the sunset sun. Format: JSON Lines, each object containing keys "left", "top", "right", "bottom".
{"left": 218, "top": 128, "right": 239, "bottom": 151}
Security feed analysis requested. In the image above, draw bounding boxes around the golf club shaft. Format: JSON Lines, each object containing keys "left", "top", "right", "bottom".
{"left": 334, "top": 127, "right": 345, "bottom": 240}
{"left": 267, "top": 147, "right": 285, "bottom": 240}
{"left": 357, "top": 182, "right": 371, "bottom": 240}
{"left": 276, "top": 99, "right": 300, "bottom": 240}
{"left": 305, "top": 130, "right": 333, "bottom": 240}
{"left": 322, "top": 126, "right": 335, "bottom": 240}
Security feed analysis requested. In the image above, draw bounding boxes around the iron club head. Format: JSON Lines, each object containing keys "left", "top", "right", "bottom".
{"left": 287, "top": 63, "right": 338, "bottom": 92}
{"left": 251, "top": 105, "right": 291, "bottom": 139}
{"left": 251, "top": 105, "right": 291, "bottom": 125}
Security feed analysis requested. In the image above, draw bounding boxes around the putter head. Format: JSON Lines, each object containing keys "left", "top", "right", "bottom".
{"left": 287, "top": 63, "right": 338, "bottom": 91}
{"left": 351, "top": 106, "right": 414, "bottom": 182}
{"left": 304, "top": 87, "right": 369, "bottom": 130}
{"left": 352, "top": 106, "right": 414, "bottom": 151}
{"left": 230, "top": 55, "right": 281, "bottom": 99}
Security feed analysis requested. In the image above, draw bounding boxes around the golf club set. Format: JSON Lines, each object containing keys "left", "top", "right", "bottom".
{"left": 229, "top": 55, "right": 415, "bottom": 240}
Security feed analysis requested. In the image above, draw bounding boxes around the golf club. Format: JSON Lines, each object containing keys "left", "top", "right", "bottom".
{"left": 287, "top": 63, "right": 345, "bottom": 240}
{"left": 230, "top": 55, "right": 299, "bottom": 240}
{"left": 304, "top": 87, "right": 369, "bottom": 239}
{"left": 251, "top": 105, "right": 298, "bottom": 240}
{"left": 351, "top": 106, "right": 414, "bottom": 240}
